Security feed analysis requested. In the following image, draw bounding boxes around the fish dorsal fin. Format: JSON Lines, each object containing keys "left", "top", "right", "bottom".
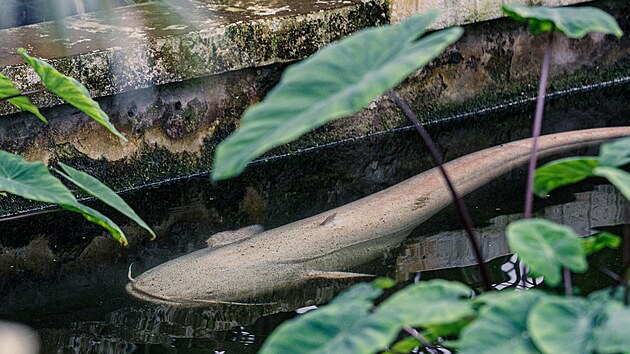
{"left": 304, "top": 271, "right": 375, "bottom": 279}
{"left": 206, "top": 224, "right": 265, "bottom": 248}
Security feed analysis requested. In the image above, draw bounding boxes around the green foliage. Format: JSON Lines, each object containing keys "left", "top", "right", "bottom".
{"left": 582, "top": 232, "right": 621, "bottom": 256}
{"left": 261, "top": 280, "right": 473, "bottom": 354}
{"left": 535, "top": 137, "right": 630, "bottom": 197}
{"left": 534, "top": 157, "right": 598, "bottom": 197}
{"left": 528, "top": 297, "right": 596, "bottom": 354}
{"left": 502, "top": 4, "right": 623, "bottom": 38}
{"left": 258, "top": 283, "right": 384, "bottom": 354}
{"left": 211, "top": 12, "right": 463, "bottom": 180}
{"left": 0, "top": 50, "right": 154, "bottom": 245}
{"left": 55, "top": 162, "right": 156, "bottom": 239}
{"left": 458, "top": 291, "right": 543, "bottom": 354}
{"left": 0, "top": 72, "right": 46, "bottom": 123}
{"left": 506, "top": 219, "right": 587, "bottom": 286}
{"left": 0, "top": 151, "right": 129, "bottom": 245}
{"left": 17, "top": 48, "right": 127, "bottom": 141}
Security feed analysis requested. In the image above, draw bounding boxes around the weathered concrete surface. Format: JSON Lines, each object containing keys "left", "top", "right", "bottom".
{"left": 0, "top": 0, "right": 389, "bottom": 114}
{"left": 0, "top": 0, "right": 628, "bottom": 214}
{"left": 390, "top": 0, "right": 591, "bottom": 24}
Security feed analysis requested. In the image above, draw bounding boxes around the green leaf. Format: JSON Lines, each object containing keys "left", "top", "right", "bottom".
{"left": 17, "top": 48, "right": 127, "bottom": 142}
{"left": 507, "top": 219, "right": 587, "bottom": 286}
{"left": 261, "top": 280, "right": 473, "bottom": 354}
{"left": 582, "top": 232, "right": 620, "bottom": 256}
{"left": 594, "top": 166, "right": 630, "bottom": 201}
{"left": 259, "top": 282, "right": 383, "bottom": 354}
{"left": 0, "top": 150, "right": 127, "bottom": 245}
{"left": 63, "top": 203, "right": 128, "bottom": 246}
{"left": 594, "top": 302, "right": 630, "bottom": 353}
{"left": 56, "top": 162, "right": 155, "bottom": 239}
{"left": 598, "top": 136, "right": 630, "bottom": 167}
{"left": 0, "top": 72, "right": 47, "bottom": 123}
{"left": 376, "top": 280, "right": 474, "bottom": 327}
{"left": 386, "top": 336, "right": 421, "bottom": 354}
{"left": 459, "top": 291, "right": 545, "bottom": 354}
{"left": 502, "top": 4, "right": 623, "bottom": 38}
{"left": 528, "top": 297, "right": 596, "bottom": 354}
{"left": 534, "top": 157, "right": 598, "bottom": 197}
{"left": 211, "top": 12, "right": 463, "bottom": 180}
{"left": 0, "top": 150, "right": 78, "bottom": 206}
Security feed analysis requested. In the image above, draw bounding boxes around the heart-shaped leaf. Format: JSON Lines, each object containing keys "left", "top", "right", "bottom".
{"left": 507, "top": 219, "right": 587, "bottom": 286}
{"left": 0, "top": 72, "right": 47, "bottom": 123}
{"left": 528, "top": 297, "right": 596, "bottom": 354}
{"left": 502, "top": 4, "right": 623, "bottom": 38}
{"left": 0, "top": 150, "right": 127, "bottom": 245}
{"left": 534, "top": 157, "right": 598, "bottom": 197}
{"left": 459, "top": 290, "right": 545, "bottom": 354}
{"left": 594, "top": 166, "right": 630, "bottom": 201}
{"left": 56, "top": 162, "right": 155, "bottom": 239}
{"left": 17, "top": 48, "right": 127, "bottom": 141}
{"left": 376, "top": 280, "right": 474, "bottom": 327}
{"left": 212, "top": 12, "right": 463, "bottom": 180}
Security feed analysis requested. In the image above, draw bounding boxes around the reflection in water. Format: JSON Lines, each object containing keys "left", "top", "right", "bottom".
{"left": 395, "top": 185, "right": 625, "bottom": 282}
{"left": 33, "top": 184, "right": 626, "bottom": 353}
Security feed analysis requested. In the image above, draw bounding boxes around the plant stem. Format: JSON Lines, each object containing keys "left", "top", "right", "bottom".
{"left": 403, "top": 326, "right": 434, "bottom": 353}
{"left": 524, "top": 33, "right": 554, "bottom": 219}
{"left": 0, "top": 88, "right": 46, "bottom": 101}
{"left": 388, "top": 90, "right": 493, "bottom": 292}
{"left": 563, "top": 267, "right": 572, "bottom": 297}
{"left": 623, "top": 201, "right": 630, "bottom": 305}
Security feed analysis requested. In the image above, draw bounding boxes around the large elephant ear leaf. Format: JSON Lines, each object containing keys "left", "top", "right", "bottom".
{"left": 212, "top": 11, "right": 463, "bottom": 180}
{"left": 17, "top": 48, "right": 127, "bottom": 142}
{"left": 0, "top": 72, "right": 47, "bottom": 123}
{"left": 0, "top": 150, "right": 78, "bottom": 206}
{"left": 502, "top": 4, "right": 623, "bottom": 38}
{"left": 0, "top": 150, "right": 128, "bottom": 245}
{"left": 507, "top": 219, "right": 587, "bottom": 286}
{"left": 56, "top": 162, "right": 155, "bottom": 239}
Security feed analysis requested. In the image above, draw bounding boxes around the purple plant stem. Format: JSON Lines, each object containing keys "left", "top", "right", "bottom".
{"left": 0, "top": 88, "right": 46, "bottom": 101}
{"left": 388, "top": 90, "right": 493, "bottom": 292}
{"left": 403, "top": 325, "right": 434, "bottom": 353}
{"left": 524, "top": 33, "right": 554, "bottom": 219}
{"left": 563, "top": 267, "right": 572, "bottom": 297}
{"left": 623, "top": 201, "right": 630, "bottom": 305}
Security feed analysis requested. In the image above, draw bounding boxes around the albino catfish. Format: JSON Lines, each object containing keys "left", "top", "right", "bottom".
{"left": 126, "top": 127, "right": 630, "bottom": 306}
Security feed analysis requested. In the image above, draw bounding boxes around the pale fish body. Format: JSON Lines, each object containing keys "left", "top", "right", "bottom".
{"left": 126, "top": 127, "right": 630, "bottom": 306}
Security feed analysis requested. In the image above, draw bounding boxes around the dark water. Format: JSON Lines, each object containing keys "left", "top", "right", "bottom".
{"left": 1, "top": 81, "right": 630, "bottom": 353}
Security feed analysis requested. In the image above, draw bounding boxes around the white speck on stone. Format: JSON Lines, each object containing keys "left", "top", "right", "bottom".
{"left": 163, "top": 24, "right": 189, "bottom": 31}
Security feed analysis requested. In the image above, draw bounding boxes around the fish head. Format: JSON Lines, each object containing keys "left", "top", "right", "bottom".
{"left": 125, "top": 246, "right": 291, "bottom": 306}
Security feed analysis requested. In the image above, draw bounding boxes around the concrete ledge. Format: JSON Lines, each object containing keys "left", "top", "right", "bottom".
{"left": 390, "top": 0, "right": 591, "bottom": 25}
{"left": 0, "top": 0, "right": 389, "bottom": 115}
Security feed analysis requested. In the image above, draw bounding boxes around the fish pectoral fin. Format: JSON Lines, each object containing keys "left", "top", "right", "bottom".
{"left": 206, "top": 224, "right": 265, "bottom": 248}
{"left": 304, "top": 270, "right": 376, "bottom": 279}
